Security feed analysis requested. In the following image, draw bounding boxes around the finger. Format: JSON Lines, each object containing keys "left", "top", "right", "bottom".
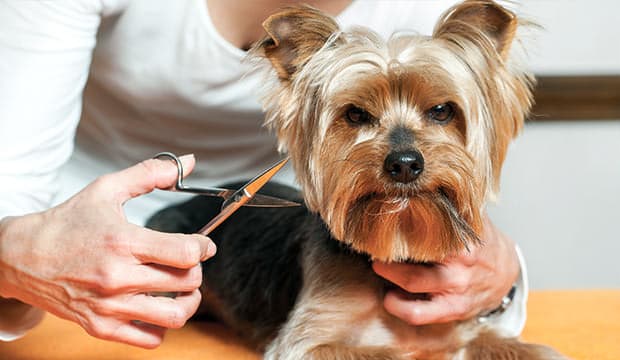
{"left": 105, "top": 290, "right": 202, "bottom": 330}
{"left": 87, "top": 318, "right": 167, "bottom": 349}
{"left": 131, "top": 227, "right": 217, "bottom": 268}
{"left": 383, "top": 288, "right": 472, "bottom": 325}
{"left": 372, "top": 261, "right": 462, "bottom": 293}
{"left": 112, "top": 263, "right": 204, "bottom": 294}
{"left": 110, "top": 154, "right": 196, "bottom": 202}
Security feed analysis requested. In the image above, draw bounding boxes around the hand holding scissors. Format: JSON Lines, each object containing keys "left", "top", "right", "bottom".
{"left": 0, "top": 153, "right": 295, "bottom": 349}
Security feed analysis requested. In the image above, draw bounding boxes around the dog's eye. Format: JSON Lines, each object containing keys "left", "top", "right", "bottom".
{"left": 427, "top": 103, "right": 455, "bottom": 124}
{"left": 345, "top": 106, "right": 377, "bottom": 126}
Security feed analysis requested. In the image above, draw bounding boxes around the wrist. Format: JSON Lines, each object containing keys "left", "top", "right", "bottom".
{"left": 0, "top": 215, "right": 39, "bottom": 300}
{"left": 0, "top": 216, "right": 18, "bottom": 299}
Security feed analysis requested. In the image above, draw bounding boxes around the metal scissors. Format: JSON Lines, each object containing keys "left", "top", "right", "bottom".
{"left": 154, "top": 152, "right": 299, "bottom": 235}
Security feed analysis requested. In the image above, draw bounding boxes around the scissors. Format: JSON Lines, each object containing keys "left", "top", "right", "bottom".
{"left": 154, "top": 152, "right": 299, "bottom": 235}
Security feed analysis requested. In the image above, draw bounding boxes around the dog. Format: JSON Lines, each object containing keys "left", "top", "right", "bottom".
{"left": 147, "top": 1, "right": 568, "bottom": 359}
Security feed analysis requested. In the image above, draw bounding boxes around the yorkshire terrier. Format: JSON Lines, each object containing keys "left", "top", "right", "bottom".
{"left": 147, "top": 1, "right": 567, "bottom": 359}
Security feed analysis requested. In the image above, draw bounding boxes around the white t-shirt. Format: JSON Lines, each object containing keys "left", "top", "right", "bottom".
{"left": 0, "top": 0, "right": 526, "bottom": 342}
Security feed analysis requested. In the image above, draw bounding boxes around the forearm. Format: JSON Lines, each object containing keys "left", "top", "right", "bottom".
{"left": 0, "top": 0, "right": 103, "bottom": 339}
{"left": 0, "top": 216, "right": 45, "bottom": 341}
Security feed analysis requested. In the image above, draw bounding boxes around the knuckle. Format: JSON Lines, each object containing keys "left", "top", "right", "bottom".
{"left": 87, "top": 176, "right": 113, "bottom": 202}
{"left": 96, "top": 266, "right": 126, "bottom": 294}
{"left": 187, "top": 266, "right": 203, "bottom": 289}
{"left": 449, "top": 273, "right": 471, "bottom": 294}
{"left": 85, "top": 317, "right": 113, "bottom": 340}
{"left": 139, "top": 158, "right": 160, "bottom": 172}
{"left": 449, "top": 299, "right": 471, "bottom": 320}
{"left": 136, "top": 159, "right": 163, "bottom": 184}
{"left": 400, "top": 305, "right": 423, "bottom": 326}
{"left": 102, "top": 231, "right": 129, "bottom": 252}
{"left": 180, "top": 239, "right": 201, "bottom": 266}
{"left": 406, "top": 312, "right": 423, "bottom": 326}
{"left": 91, "top": 175, "right": 111, "bottom": 191}
{"left": 89, "top": 298, "right": 114, "bottom": 316}
{"left": 91, "top": 174, "right": 123, "bottom": 200}
{"left": 164, "top": 307, "right": 189, "bottom": 329}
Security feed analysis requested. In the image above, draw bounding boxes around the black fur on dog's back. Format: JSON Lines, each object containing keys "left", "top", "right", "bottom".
{"left": 146, "top": 182, "right": 334, "bottom": 346}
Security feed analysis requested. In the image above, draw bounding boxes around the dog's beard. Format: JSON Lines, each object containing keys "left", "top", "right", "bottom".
{"left": 350, "top": 191, "right": 480, "bottom": 262}
{"left": 328, "top": 189, "right": 482, "bottom": 263}
{"left": 318, "top": 142, "right": 484, "bottom": 263}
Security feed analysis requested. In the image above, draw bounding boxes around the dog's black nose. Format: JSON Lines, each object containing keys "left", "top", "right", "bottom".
{"left": 383, "top": 150, "right": 424, "bottom": 183}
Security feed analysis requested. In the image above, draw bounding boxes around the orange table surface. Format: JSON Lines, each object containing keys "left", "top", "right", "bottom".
{"left": 1, "top": 290, "right": 618, "bottom": 360}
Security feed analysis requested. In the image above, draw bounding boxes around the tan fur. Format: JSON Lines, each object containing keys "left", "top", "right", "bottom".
{"left": 251, "top": 1, "right": 565, "bottom": 359}
{"left": 255, "top": 1, "right": 531, "bottom": 262}
{"left": 465, "top": 331, "right": 569, "bottom": 360}
{"left": 259, "top": 5, "right": 340, "bottom": 81}
{"left": 265, "top": 240, "right": 467, "bottom": 360}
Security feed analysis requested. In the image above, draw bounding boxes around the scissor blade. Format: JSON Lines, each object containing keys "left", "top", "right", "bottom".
{"left": 220, "top": 157, "right": 291, "bottom": 209}
{"left": 244, "top": 193, "right": 299, "bottom": 207}
{"left": 242, "top": 157, "right": 290, "bottom": 198}
{"left": 198, "top": 158, "right": 296, "bottom": 235}
{"left": 170, "top": 185, "right": 298, "bottom": 207}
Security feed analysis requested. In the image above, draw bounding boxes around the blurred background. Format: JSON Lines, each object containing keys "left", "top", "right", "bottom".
{"left": 487, "top": 0, "right": 620, "bottom": 289}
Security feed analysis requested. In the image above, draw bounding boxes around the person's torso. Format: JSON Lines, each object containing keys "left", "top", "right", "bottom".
{"left": 78, "top": 0, "right": 456, "bottom": 185}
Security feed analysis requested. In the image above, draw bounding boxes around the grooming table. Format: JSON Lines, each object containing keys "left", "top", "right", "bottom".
{"left": 1, "top": 290, "right": 618, "bottom": 360}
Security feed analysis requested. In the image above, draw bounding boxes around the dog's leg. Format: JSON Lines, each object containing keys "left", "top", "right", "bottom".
{"left": 464, "top": 330, "right": 569, "bottom": 360}
{"left": 261, "top": 239, "right": 402, "bottom": 360}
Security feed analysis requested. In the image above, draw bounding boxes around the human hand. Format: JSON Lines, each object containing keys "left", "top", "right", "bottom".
{"left": 372, "top": 215, "right": 519, "bottom": 325}
{"left": 0, "top": 154, "right": 216, "bottom": 348}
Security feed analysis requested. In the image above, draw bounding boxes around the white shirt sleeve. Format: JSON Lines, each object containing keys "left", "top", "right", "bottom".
{"left": 481, "top": 244, "right": 529, "bottom": 337}
{"left": 0, "top": 299, "right": 46, "bottom": 341}
{"left": 0, "top": 0, "right": 116, "bottom": 341}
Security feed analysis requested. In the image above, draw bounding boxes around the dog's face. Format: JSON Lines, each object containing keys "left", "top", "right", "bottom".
{"left": 254, "top": 1, "right": 533, "bottom": 262}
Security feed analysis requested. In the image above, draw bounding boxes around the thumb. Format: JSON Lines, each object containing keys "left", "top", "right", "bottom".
{"left": 112, "top": 154, "right": 196, "bottom": 202}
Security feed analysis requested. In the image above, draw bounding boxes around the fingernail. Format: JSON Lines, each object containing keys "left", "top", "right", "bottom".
{"left": 179, "top": 154, "right": 195, "bottom": 163}
{"left": 205, "top": 239, "right": 217, "bottom": 259}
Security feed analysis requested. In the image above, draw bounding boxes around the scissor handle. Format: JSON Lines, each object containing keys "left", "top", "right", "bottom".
{"left": 153, "top": 152, "right": 186, "bottom": 190}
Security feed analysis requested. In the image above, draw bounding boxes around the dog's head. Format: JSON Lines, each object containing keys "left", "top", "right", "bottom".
{"left": 253, "top": 0, "right": 534, "bottom": 262}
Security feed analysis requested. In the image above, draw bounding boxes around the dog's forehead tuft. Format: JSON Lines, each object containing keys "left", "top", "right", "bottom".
{"left": 386, "top": 59, "right": 407, "bottom": 77}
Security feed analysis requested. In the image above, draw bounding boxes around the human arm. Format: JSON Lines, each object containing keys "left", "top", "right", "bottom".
{"left": 0, "top": 0, "right": 105, "bottom": 340}
{"left": 0, "top": 1, "right": 214, "bottom": 347}
{"left": 372, "top": 215, "right": 526, "bottom": 336}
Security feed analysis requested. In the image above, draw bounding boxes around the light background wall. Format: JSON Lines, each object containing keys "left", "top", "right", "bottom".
{"left": 487, "top": 0, "right": 620, "bottom": 289}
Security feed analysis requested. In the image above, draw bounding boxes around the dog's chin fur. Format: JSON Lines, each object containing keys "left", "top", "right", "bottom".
{"left": 332, "top": 189, "right": 481, "bottom": 262}
{"left": 321, "top": 188, "right": 481, "bottom": 263}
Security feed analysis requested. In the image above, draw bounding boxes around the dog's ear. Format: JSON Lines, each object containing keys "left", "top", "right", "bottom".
{"left": 434, "top": 1, "right": 533, "bottom": 197}
{"left": 433, "top": 0, "right": 517, "bottom": 59}
{"left": 254, "top": 5, "right": 340, "bottom": 81}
